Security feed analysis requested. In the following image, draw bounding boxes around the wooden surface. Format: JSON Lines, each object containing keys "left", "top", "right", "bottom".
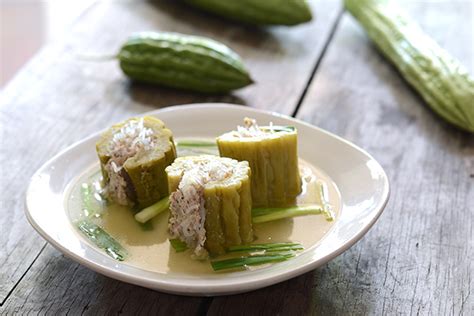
{"left": 0, "top": 0, "right": 472, "bottom": 314}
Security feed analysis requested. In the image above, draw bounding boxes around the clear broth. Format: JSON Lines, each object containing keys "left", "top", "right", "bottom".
{"left": 67, "top": 140, "right": 341, "bottom": 274}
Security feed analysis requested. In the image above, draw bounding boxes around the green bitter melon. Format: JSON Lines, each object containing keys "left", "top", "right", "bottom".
{"left": 217, "top": 118, "right": 301, "bottom": 208}
{"left": 166, "top": 155, "right": 253, "bottom": 257}
{"left": 185, "top": 0, "right": 312, "bottom": 26}
{"left": 345, "top": 0, "right": 474, "bottom": 133}
{"left": 118, "top": 32, "right": 253, "bottom": 93}
{"left": 96, "top": 116, "right": 176, "bottom": 209}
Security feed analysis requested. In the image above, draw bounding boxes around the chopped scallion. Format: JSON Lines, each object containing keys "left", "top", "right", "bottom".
{"left": 227, "top": 242, "right": 303, "bottom": 253}
{"left": 175, "top": 140, "right": 217, "bottom": 147}
{"left": 211, "top": 253, "right": 295, "bottom": 271}
{"left": 170, "top": 239, "right": 188, "bottom": 252}
{"left": 81, "top": 183, "right": 103, "bottom": 218}
{"left": 134, "top": 197, "right": 170, "bottom": 223}
{"left": 77, "top": 220, "right": 127, "bottom": 261}
{"left": 138, "top": 221, "right": 154, "bottom": 231}
{"left": 252, "top": 205, "right": 323, "bottom": 223}
{"left": 261, "top": 125, "right": 296, "bottom": 133}
{"left": 317, "top": 181, "right": 335, "bottom": 221}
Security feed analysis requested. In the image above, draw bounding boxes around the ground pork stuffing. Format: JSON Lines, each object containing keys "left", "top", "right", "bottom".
{"left": 169, "top": 169, "right": 208, "bottom": 258}
{"left": 234, "top": 117, "right": 276, "bottom": 138}
{"left": 105, "top": 118, "right": 156, "bottom": 205}
{"left": 168, "top": 158, "right": 234, "bottom": 258}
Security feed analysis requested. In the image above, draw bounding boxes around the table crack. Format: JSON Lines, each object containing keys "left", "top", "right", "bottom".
{"left": 0, "top": 242, "right": 47, "bottom": 307}
{"left": 291, "top": 6, "right": 345, "bottom": 118}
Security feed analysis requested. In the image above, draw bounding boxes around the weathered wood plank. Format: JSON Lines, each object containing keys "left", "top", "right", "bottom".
{"left": 209, "top": 1, "right": 473, "bottom": 315}
{"left": 1, "top": 245, "right": 204, "bottom": 314}
{"left": 0, "top": 0, "right": 341, "bottom": 309}
{"left": 0, "top": 3, "right": 102, "bottom": 304}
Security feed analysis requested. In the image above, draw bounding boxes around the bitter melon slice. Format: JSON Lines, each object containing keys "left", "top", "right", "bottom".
{"left": 217, "top": 118, "right": 301, "bottom": 208}
{"left": 166, "top": 155, "right": 252, "bottom": 258}
{"left": 96, "top": 116, "right": 176, "bottom": 208}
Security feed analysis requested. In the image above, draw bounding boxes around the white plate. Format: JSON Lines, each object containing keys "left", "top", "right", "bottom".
{"left": 26, "top": 103, "right": 389, "bottom": 296}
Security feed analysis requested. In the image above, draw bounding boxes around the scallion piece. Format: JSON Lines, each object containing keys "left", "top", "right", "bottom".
{"left": 252, "top": 205, "right": 323, "bottom": 223}
{"left": 169, "top": 239, "right": 188, "bottom": 252}
{"left": 138, "top": 221, "right": 154, "bottom": 231}
{"left": 261, "top": 125, "right": 296, "bottom": 133}
{"left": 77, "top": 220, "right": 127, "bottom": 261}
{"left": 81, "top": 183, "right": 103, "bottom": 218}
{"left": 227, "top": 242, "right": 303, "bottom": 253}
{"left": 211, "top": 253, "right": 295, "bottom": 271}
{"left": 134, "top": 197, "right": 170, "bottom": 223}
{"left": 317, "top": 181, "right": 335, "bottom": 221}
{"left": 175, "top": 140, "right": 217, "bottom": 147}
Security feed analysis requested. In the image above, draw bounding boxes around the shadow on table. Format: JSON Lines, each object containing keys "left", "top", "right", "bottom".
{"left": 103, "top": 79, "right": 247, "bottom": 110}
{"left": 11, "top": 246, "right": 203, "bottom": 314}
{"left": 25, "top": 244, "right": 374, "bottom": 314}
{"left": 207, "top": 258, "right": 375, "bottom": 314}
{"left": 128, "top": 81, "right": 247, "bottom": 108}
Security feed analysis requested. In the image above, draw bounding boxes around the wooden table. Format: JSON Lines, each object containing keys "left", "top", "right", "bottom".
{"left": 1, "top": 0, "right": 472, "bottom": 314}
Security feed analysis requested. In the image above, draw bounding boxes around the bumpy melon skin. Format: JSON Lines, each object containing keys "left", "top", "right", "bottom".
{"left": 217, "top": 129, "right": 301, "bottom": 208}
{"left": 96, "top": 116, "right": 176, "bottom": 209}
{"left": 184, "top": 0, "right": 312, "bottom": 26}
{"left": 118, "top": 32, "right": 253, "bottom": 93}
{"left": 166, "top": 156, "right": 253, "bottom": 256}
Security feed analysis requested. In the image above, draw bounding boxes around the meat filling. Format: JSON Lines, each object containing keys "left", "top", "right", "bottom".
{"left": 168, "top": 159, "right": 233, "bottom": 258}
{"left": 233, "top": 117, "right": 279, "bottom": 138}
{"left": 169, "top": 169, "right": 208, "bottom": 258}
{"left": 104, "top": 118, "right": 157, "bottom": 205}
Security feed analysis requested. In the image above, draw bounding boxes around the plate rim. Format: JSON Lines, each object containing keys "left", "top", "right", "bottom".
{"left": 25, "top": 103, "right": 390, "bottom": 296}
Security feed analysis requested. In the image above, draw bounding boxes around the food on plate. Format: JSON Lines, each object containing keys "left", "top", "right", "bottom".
{"left": 166, "top": 155, "right": 253, "bottom": 258}
{"left": 217, "top": 118, "right": 301, "bottom": 207}
{"left": 96, "top": 116, "right": 176, "bottom": 208}
{"left": 72, "top": 115, "right": 338, "bottom": 272}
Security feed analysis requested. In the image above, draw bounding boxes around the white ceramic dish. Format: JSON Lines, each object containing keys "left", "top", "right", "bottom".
{"left": 25, "top": 103, "right": 389, "bottom": 296}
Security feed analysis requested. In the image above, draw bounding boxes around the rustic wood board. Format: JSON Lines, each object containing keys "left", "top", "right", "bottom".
{"left": 207, "top": 1, "right": 473, "bottom": 315}
{"left": 0, "top": 0, "right": 341, "bottom": 310}
{"left": 1, "top": 245, "right": 205, "bottom": 314}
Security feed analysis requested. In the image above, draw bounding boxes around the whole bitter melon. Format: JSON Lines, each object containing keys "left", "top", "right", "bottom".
{"left": 184, "top": 0, "right": 312, "bottom": 26}
{"left": 118, "top": 32, "right": 253, "bottom": 93}
{"left": 166, "top": 155, "right": 253, "bottom": 257}
{"left": 217, "top": 120, "right": 301, "bottom": 208}
{"left": 345, "top": 0, "right": 474, "bottom": 133}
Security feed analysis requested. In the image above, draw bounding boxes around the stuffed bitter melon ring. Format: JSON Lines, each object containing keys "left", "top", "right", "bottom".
{"left": 217, "top": 118, "right": 302, "bottom": 208}
{"left": 96, "top": 116, "right": 176, "bottom": 208}
{"left": 166, "top": 155, "right": 253, "bottom": 258}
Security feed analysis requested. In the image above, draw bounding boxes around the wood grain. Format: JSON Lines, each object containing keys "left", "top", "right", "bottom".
{"left": 1, "top": 245, "right": 204, "bottom": 314}
{"left": 208, "top": 1, "right": 473, "bottom": 315}
{"left": 0, "top": 0, "right": 341, "bottom": 309}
